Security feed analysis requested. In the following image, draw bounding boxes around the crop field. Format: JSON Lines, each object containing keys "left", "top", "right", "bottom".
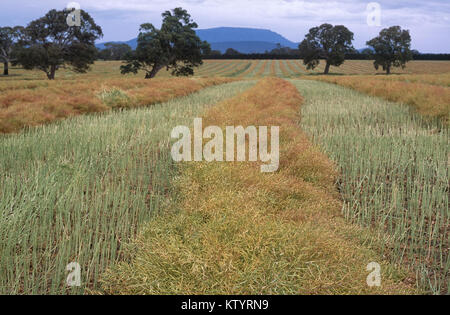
{"left": 4, "top": 60, "right": 450, "bottom": 81}
{"left": 186, "top": 60, "right": 450, "bottom": 77}
{"left": 295, "top": 80, "right": 448, "bottom": 294}
{"left": 0, "top": 80, "right": 255, "bottom": 294}
{"left": 0, "top": 60, "right": 449, "bottom": 295}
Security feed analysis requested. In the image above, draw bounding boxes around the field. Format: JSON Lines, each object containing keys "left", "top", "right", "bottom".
{"left": 0, "top": 60, "right": 448, "bottom": 295}
{"left": 3, "top": 60, "right": 450, "bottom": 81}
{"left": 295, "top": 80, "right": 448, "bottom": 294}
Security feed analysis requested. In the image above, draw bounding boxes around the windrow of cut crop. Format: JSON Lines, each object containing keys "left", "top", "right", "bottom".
{"left": 308, "top": 75, "right": 450, "bottom": 124}
{"left": 238, "top": 60, "right": 260, "bottom": 78}
{"left": 0, "top": 77, "right": 235, "bottom": 134}
{"left": 286, "top": 60, "right": 305, "bottom": 76}
{"left": 100, "top": 77, "right": 417, "bottom": 295}
{"left": 278, "top": 60, "right": 292, "bottom": 77}
{"left": 255, "top": 60, "right": 269, "bottom": 77}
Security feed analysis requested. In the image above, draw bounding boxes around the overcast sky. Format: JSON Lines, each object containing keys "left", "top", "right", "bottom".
{"left": 2, "top": 0, "right": 449, "bottom": 52}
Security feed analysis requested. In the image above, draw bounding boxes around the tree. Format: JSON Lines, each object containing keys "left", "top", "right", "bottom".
{"left": 98, "top": 43, "right": 132, "bottom": 60}
{"left": 366, "top": 26, "right": 412, "bottom": 74}
{"left": 298, "top": 23, "right": 354, "bottom": 74}
{"left": 0, "top": 26, "right": 24, "bottom": 75}
{"left": 208, "top": 50, "right": 222, "bottom": 56}
{"left": 224, "top": 48, "right": 240, "bottom": 56}
{"left": 121, "top": 8, "right": 209, "bottom": 79}
{"left": 270, "top": 46, "right": 298, "bottom": 56}
{"left": 14, "top": 9, "right": 103, "bottom": 79}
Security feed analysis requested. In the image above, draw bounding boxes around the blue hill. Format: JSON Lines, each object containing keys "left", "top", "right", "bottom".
{"left": 96, "top": 27, "right": 298, "bottom": 53}
{"left": 197, "top": 27, "right": 297, "bottom": 48}
{"left": 210, "top": 41, "right": 281, "bottom": 54}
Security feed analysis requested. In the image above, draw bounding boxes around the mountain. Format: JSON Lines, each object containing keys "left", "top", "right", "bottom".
{"left": 96, "top": 27, "right": 299, "bottom": 54}
{"left": 208, "top": 41, "right": 281, "bottom": 54}
{"left": 197, "top": 27, "right": 298, "bottom": 52}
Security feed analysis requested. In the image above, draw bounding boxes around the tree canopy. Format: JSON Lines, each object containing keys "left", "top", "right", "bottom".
{"left": 14, "top": 8, "right": 103, "bottom": 79}
{"left": 366, "top": 26, "right": 412, "bottom": 74}
{"left": 0, "top": 26, "right": 24, "bottom": 75}
{"left": 224, "top": 48, "right": 241, "bottom": 56}
{"left": 208, "top": 50, "right": 222, "bottom": 56}
{"left": 298, "top": 23, "right": 354, "bottom": 74}
{"left": 121, "top": 8, "right": 210, "bottom": 79}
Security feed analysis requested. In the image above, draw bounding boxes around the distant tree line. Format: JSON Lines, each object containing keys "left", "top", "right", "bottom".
{"left": 411, "top": 53, "right": 450, "bottom": 61}
{"left": 203, "top": 51, "right": 450, "bottom": 61}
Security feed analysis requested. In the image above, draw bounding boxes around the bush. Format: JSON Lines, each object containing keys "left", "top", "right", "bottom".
{"left": 97, "top": 86, "right": 133, "bottom": 109}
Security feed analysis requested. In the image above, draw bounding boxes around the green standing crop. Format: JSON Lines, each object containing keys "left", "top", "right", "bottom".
{"left": 293, "top": 79, "right": 449, "bottom": 294}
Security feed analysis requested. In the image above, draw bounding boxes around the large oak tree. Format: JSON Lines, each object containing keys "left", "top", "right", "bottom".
{"left": 366, "top": 26, "right": 412, "bottom": 75}
{"left": 14, "top": 8, "right": 103, "bottom": 80}
{"left": 298, "top": 24, "right": 354, "bottom": 74}
{"left": 121, "top": 8, "right": 210, "bottom": 79}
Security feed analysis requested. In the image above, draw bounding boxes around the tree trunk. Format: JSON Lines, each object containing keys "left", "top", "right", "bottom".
{"left": 386, "top": 65, "right": 391, "bottom": 75}
{"left": 3, "top": 62, "right": 8, "bottom": 76}
{"left": 324, "top": 61, "right": 331, "bottom": 75}
{"left": 47, "top": 65, "right": 57, "bottom": 80}
{"left": 145, "top": 65, "right": 163, "bottom": 79}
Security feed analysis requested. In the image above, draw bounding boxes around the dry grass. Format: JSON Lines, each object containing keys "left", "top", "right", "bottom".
{"left": 0, "top": 77, "right": 235, "bottom": 134}
{"left": 308, "top": 75, "right": 450, "bottom": 124}
{"left": 370, "top": 73, "right": 450, "bottom": 87}
{"left": 100, "top": 78, "right": 417, "bottom": 295}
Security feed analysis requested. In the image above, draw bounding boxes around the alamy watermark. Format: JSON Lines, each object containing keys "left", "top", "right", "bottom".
{"left": 66, "top": 262, "right": 81, "bottom": 287}
{"left": 171, "top": 118, "right": 280, "bottom": 173}
{"left": 66, "top": 2, "right": 81, "bottom": 27}
{"left": 366, "top": 2, "right": 382, "bottom": 27}
{"left": 366, "top": 262, "right": 382, "bottom": 287}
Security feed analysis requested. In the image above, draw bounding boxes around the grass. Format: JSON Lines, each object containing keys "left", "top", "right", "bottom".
{"left": 0, "top": 80, "right": 255, "bottom": 294}
{"left": 308, "top": 75, "right": 450, "bottom": 124}
{"left": 100, "top": 78, "right": 417, "bottom": 295}
{"left": 0, "top": 77, "right": 235, "bottom": 134}
{"left": 293, "top": 79, "right": 449, "bottom": 294}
